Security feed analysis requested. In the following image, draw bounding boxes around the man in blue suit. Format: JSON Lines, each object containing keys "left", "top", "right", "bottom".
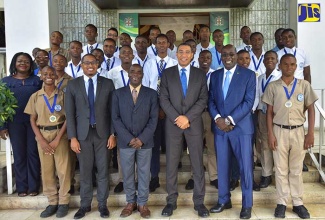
{"left": 208, "top": 44, "right": 256, "bottom": 219}
{"left": 111, "top": 64, "right": 158, "bottom": 218}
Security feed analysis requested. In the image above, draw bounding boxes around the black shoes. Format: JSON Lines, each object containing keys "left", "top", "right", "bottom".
{"left": 185, "top": 178, "right": 194, "bottom": 190}
{"left": 114, "top": 182, "right": 124, "bottom": 193}
{"left": 40, "top": 205, "right": 58, "bottom": 218}
{"left": 149, "top": 176, "right": 160, "bottom": 192}
{"left": 210, "top": 200, "right": 232, "bottom": 213}
{"left": 194, "top": 204, "right": 209, "bottom": 217}
{"left": 240, "top": 207, "right": 252, "bottom": 219}
{"left": 253, "top": 180, "right": 260, "bottom": 191}
{"left": 210, "top": 179, "right": 218, "bottom": 189}
{"left": 274, "top": 204, "right": 286, "bottom": 218}
{"left": 260, "top": 176, "right": 272, "bottom": 188}
{"left": 230, "top": 179, "right": 239, "bottom": 191}
{"left": 74, "top": 206, "right": 91, "bottom": 219}
{"left": 98, "top": 205, "right": 110, "bottom": 218}
{"left": 68, "top": 185, "right": 75, "bottom": 194}
{"left": 293, "top": 205, "right": 310, "bottom": 219}
{"left": 161, "top": 203, "right": 177, "bottom": 216}
{"left": 303, "top": 163, "right": 309, "bottom": 172}
{"left": 56, "top": 204, "right": 69, "bottom": 218}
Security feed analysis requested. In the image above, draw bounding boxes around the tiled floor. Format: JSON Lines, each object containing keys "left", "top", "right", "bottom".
{"left": 0, "top": 204, "right": 324, "bottom": 220}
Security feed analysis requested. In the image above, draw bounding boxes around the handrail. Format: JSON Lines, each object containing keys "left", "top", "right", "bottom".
{"left": 0, "top": 47, "right": 6, "bottom": 54}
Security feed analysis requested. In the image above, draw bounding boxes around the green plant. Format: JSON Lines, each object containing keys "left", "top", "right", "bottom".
{"left": 0, "top": 81, "right": 18, "bottom": 127}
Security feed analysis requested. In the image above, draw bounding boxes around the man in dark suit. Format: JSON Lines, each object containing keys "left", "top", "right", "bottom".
{"left": 65, "top": 54, "right": 116, "bottom": 219}
{"left": 208, "top": 44, "right": 256, "bottom": 219}
{"left": 112, "top": 64, "right": 158, "bottom": 218}
{"left": 160, "top": 43, "right": 209, "bottom": 217}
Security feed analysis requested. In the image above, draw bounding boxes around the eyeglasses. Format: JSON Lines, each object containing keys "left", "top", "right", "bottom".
{"left": 82, "top": 61, "right": 98, "bottom": 66}
{"left": 17, "top": 60, "right": 31, "bottom": 64}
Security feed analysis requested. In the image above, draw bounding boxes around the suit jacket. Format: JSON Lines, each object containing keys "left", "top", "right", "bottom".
{"left": 65, "top": 76, "right": 115, "bottom": 141}
{"left": 112, "top": 85, "right": 158, "bottom": 149}
{"left": 160, "top": 65, "right": 208, "bottom": 135}
{"left": 208, "top": 65, "right": 256, "bottom": 136}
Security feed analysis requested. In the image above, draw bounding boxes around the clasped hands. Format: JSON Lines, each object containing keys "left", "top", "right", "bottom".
{"left": 174, "top": 115, "right": 190, "bottom": 130}
{"left": 129, "top": 137, "right": 143, "bottom": 149}
{"left": 215, "top": 118, "right": 234, "bottom": 132}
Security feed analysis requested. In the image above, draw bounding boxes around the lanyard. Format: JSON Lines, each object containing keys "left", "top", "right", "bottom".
{"left": 48, "top": 52, "right": 53, "bottom": 67}
{"left": 43, "top": 94, "right": 58, "bottom": 113}
{"left": 191, "top": 61, "right": 196, "bottom": 66}
{"left": 87, "top": 43, "right": 99, "bottom": 54}
{"left": 120, "top": 70, "right": 129, "bottom": 87}
{"left": 261, "top": 75, "right": 273, "bottom": 93}
{"left": 216, "top": 50, "right": 222, "bottom": 65}
{"left": 151, "top": 46, "right": 157, "bottom": 56}
{"left": 283, "top": 78, "right": 297, "bottom": 100}
{"left": 284, "top": 48, "right": 297, "bottom": 57}
{"left": 57, "top": 79, "right": 64, "bottom": 90}
{"left": 156, "top": 60, "right": 167, "bottom": 77}
{"left": 106, "top": 57, "right": 115, "bottom": 70}
{"left": 137, "top": 56, "right": 148, "bottom": 67}
{"left": 206, "top": 72, "right": 211, "bottom": 81}
{"left": 115, "top": 46, "right": 118, "bottom": 52}
{"left": 252, "top": 55, "right": 264, "bottom": 71}
{"left": 70, "top": 63, "right": 81, "bottom": 78}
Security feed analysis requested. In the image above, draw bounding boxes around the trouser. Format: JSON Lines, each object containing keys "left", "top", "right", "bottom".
{"left": 151, "top": 118, "right": 165, "bottom": 178}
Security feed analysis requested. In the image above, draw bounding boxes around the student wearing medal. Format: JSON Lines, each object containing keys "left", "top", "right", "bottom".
{"left": 24, "top": 66, "right": 71, "bottom": 218}
{"left": 262, "top": 54, "right": 318, "bottom": 219}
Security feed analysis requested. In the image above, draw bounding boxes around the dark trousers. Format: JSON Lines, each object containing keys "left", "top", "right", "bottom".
{"left": 8, "top": 121, "right": 40, "bottom": 193}
{"left": 77, "top": 127, "right": 110, "bottom": 207}
{"left": 150, "top": 118, "right": 165, "bottom": 178}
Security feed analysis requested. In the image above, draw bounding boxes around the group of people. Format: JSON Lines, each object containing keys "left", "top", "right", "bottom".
{"left": 0, "top": 23, "right": 317, "bottom": 220}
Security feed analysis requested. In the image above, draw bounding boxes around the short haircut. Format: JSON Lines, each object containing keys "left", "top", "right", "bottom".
{"left": 177, "top": 43, "right": 192, "bottom": 52}
{"left": 237, "top": 49, "right": 250, "bottom": 56}
{"left": 200, "top": 25, "right": 210, "bottom": 31}
{"left": 250, "top": 32, "right": 264, "bottom": 40}
{"left": 81, "top": 54, "right": 97, "bottom": 63}
{"left": 282, "top": 28, "right": 296, "bottom": 37}
{"left": 36, "top": 49, "right": 49, "bottom": 56}
{"left": 92, "top": 48, "right": 104, "bottom": 55}
{"left": 150, "top": 26, "right": 161, "bottom": 33}
{"left": 103, "top": 38, "right": 116, "bottom": 45}
{"left": 185, "top": 39, "right": 197, "bottom": 44}
{"left": 51, "top": 31, "right": 63, "bottom": 39}
{"left": 213, "top": 29, "right": 223, "bottom": 34}
{"left": 135, "top": 34, "right": 149, "bottom": 42}
{"left": 199, "top": 50, "right": 212, "bottom": 56}
{"left": 264, "top": 50, "right": 278, "bottom": 58}
{"left": 121, "top": 32, "right": 131, "bottom": 38}
{"left": 156, "top": 34, "right": 169, "bottom": 42}
{"left": 183, "top": 30, "right": 193, "bottom": 35}
{"left": 85, "top": 24, "right": 97, "bottom": 32}
{"left": 240, "top": 26, "right": 251, "bottom": 32}
{"left": 9, "top": 52, "right": 34, "bottom": 75}
{"left": 280, "top": 53, "right": 296, "bottom": 63}
{"left": 42, "top": 65, "right": 55, "bottom": 72}
{"left": 275, "top": 27, "right": 285, "bottom": 35}
{"left": 120, "top": 45, "right": 133, "bottom": 51}
{"left": 69, "top": 40, "right": 82, "bottom": 48}
{"left": 53, "top": 54, "right": 67, "bottom": 62}
{"left": 108, "top": 27, "right": 118, "bottom": 35}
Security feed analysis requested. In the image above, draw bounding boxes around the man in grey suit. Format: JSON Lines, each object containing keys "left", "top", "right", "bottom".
{"left": 65, "top": 54, "right": 116, "bottom": 219}
{"left": 160, "top": 43, "right": 209, "bottom": 217}
{"left": 112, "top": 64, "right": 158, "bottom": 218}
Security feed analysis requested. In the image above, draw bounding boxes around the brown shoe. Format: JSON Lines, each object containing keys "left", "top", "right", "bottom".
{"left": 138, "top": 204, "right": 151, "bottom": 218}
{"left": 120, "top": 202, "right": 137, "bottom": 217}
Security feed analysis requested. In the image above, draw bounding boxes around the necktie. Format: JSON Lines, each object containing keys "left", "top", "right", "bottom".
{"left": 106, "top": 58, "right": 111, "bottom": 71}
{"left": 132, "top": 88, "right": 138, "bottom": 104}
{"left": 89, "top": 45, "right": 94, "bottom": 53}
{"left": 157, "top": 60, "right": 164, "bottom": 95}
{"left": 180, "top": 68, "right": 187, "bottom": 97}
{"left": 88, "top": 78, "right": 96, "bottom": 125}
{"left": 223, "top": 71, "right": 231, "bottom": 100}
{"left": 245, "top": 45, "right": 251, "bottom": 52}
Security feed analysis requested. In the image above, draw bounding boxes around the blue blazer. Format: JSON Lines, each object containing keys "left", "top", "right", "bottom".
{"left": 112, "top": 85, "right": 159, "bottom": 149}
{"left": 208, "top": 65, "right": 256, "bottom": 136}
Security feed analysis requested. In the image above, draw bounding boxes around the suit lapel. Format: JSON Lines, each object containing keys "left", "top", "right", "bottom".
{"left": 134, "top": 87, "right": 145, "bottom": 110}
{"left": 174, "top": 66, "right": 185, "bottom": 99}
{"left": 218, "top": 69, "right": 224, "bottom": 100}
{"left": 78, "top": 77, "right": 89, "bottom": 104}
{"left": 124, "top": 87, "right": 135, "bottom": 108}
{"left": 185, "top": 66, "right": 196, "bottom": 100}
{"left": 225, "top": 66, "right": 240, "bottom": 100}
{"left": 95, "top": 76, "right": 102, "bottom": 103}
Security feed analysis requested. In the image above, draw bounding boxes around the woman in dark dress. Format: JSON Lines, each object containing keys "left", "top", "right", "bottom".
{"left": 0, "top": 52, "right": 42, "bottom": 196}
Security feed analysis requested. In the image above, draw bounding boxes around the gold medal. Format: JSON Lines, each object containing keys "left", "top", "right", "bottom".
{"left": 49, "top": 115, "right": 57, "bottom": 122}
{"left": 285, "top": 100, "right": 292, "bottom": 108}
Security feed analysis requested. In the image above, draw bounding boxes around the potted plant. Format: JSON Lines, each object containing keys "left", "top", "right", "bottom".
{"left": 0, "top": 81, "right": 18, "bottom": 127}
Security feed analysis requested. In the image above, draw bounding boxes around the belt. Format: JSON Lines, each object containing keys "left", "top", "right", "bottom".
{"left": 90, "top": 124, "right": 96, "bottom": 128}
{"left": 38, "top": 123, "right": 63, "bottom": 131}
{"left": 274, "top": 123, "right": 303, "bottom": 130}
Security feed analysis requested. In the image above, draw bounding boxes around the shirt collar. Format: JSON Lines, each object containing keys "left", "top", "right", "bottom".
{"left": 38, "top": 86, "right": 59, "bottom": 97}
{"left": 129, "top": 84, "right": 141, "bottom": 93}
{"left": 177, "top": 64, "right": 190, "bottom": 73}
{"left": 83, "top": 73, "right": 98, "bottom": 83}
{"left": 284, "top": 46, "right": 297, "bottom": 52}
{"left": 156, "top": 55, "right": 169, "bottom": 62}
{"left": 224, "top": 65, "right": 237, "bottom": 75}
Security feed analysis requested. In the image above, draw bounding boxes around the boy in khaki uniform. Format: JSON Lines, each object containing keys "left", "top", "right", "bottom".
{"left": 262, "top": 54, "right": 317, "bottom": 219}
{"left": 53, "top": 54, "right": 72, "bottom": 92}
{"left": 25, "top": 66, "right": 71, "bottom": 218}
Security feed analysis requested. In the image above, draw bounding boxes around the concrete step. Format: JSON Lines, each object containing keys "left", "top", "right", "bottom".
{"left": 0, "top": 182, "right": 324, "bottom": 210}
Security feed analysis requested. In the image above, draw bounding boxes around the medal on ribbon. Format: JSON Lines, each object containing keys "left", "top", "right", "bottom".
{"left": 283, "top": 78, "right": 297, "bottom": 108}
{"left": 43, "top": 94, "right": 58, "bottom": 122}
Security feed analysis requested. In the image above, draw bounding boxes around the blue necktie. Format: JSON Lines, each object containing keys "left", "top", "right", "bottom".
{"left": 88, "top": 78, "right": 96, "bottom": 126}
{"left": 180, "top": 68, "right": 187, "bottom": 97}
{"left": 223, "top": 71, "right": 231, "bottom": 100}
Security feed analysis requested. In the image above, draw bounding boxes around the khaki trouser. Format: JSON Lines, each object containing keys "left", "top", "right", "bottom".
{"left": 257, "top": 111, "right": 273, "bottom": 176}
{"left": 273, "top": 125, "right": 305, "bottom": 206}
{"left": 38, "top": 129, "right": 71, "bottom": 205}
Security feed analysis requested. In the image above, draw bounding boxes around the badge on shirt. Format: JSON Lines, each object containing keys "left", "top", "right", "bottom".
{"left": 297, "top": 94, "right": 304, "bottom": 102}
{"left": 54, "top": 104, "right": 62, "bottom": 112}
{"left": 49, "top": 115, "right": 57, "bottom": 123}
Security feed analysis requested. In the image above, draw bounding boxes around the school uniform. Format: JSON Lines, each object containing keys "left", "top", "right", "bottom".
{"left": 262, "top": 78, "right": 318, "bottom": 206}
{"left": 101, "top": 55, "right": 121, "bottom": 72}
{"left": 45, "top": 48, "right": 71, "bottom": 66}
{"left": 97, "top": 67, "right": 109, "bottom": 78}
{"left": 209, "top": 47, "right": 224, "bottom": 70}
{"left": 114, "top": 48, "right": 137, "bottom": 58}
{"left": 256, "top": 69, "right": 281, "bottom": 177}
{"left": 147, "top": 44, "right": 158, "bottom": 57}
{"left": 277, "top": 47, "right": 310, "bottom": 80}
{"left": 107, "top": 65, "right": 130, "bottom": 89}
{"left": 132, "top": 54, "right": 154, "bottom": 68}
{"left": 24, "top": 87, "right": 71, "bottom": 205}
{"left": 190, "top": 58, "right": 199, "bottom": 68}
{"left": 81, "top": 43, "right": 103, "bottom": 57}
{"left": 236, "top": 43, "right": 252, "bottom": 52}
{"left": 55, "top": 73, "right": 72, "bottom": 92}
{"left": 196, "top": 42, "right": 214, "bottom": 52}
{"left": 167, "top": 44, "right": 177, "bottom": 60}
{"left": 65, "top": 61, "right": 83, "bottom": 79}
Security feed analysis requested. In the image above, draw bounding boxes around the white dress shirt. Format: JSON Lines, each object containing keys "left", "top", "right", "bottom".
{"left": 101, "top": 56, "right": 121, "bottom": 71}
{"left": 81, "top": 43, "right": 103, "bottom": 57}
{"left": 236, "top": 42, "right": 252, "bottom": 52}
{"left": 132, "top": 54, "right": 154, "bottom": 68}
{"left": 107, "top": 65, "right": 129, "bottom": 89}
{"left": 83, "top": 74, "right": 98, "bottom": 99}
{"left": 205, "top": 68, "right": 215, "bottom": 91}
{"left": 65, "top": 61, "right": 83, "bottom": 78}
{"left": 196, "top": 42, "right": 214, "bottom": 52}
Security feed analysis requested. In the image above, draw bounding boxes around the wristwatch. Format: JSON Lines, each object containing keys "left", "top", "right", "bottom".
{"left": 224, "top": 118, "right": 231, "bottom": 126}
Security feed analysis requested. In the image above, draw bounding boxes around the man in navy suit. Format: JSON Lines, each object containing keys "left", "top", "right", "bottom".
{"left": 111, "top": 64, "right": 158, "bottom": 218}
{"left": 208, "top": 44, "right": 256, "bottom": 219}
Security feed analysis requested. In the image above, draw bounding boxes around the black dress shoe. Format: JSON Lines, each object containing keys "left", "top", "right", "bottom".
{"left": 210, "top": 179, "right": 218, "bottom": 189}
{"left": 185, "top": 179, "right": 194, "bottom": 190}
{"left": 98, "top": 205, "right": 110, "bottom": 218}
{"left": 161, "top": 203, "right": 177, "bottom": 216}
{"left": 230, "top": 179, "right": 239, "bottom": 191}
{"left": 293, "top": 205, "right": 310, "bottom": 219}
{"left": 74, "top": 206, "right": 91, "bottom": 219}
{"left": 149, "top": 177, "right": 160, "bottom": 192}
{"left": 210, "top": 201, "right": 232, "bottom": 213}
{"left": 274, "top": 204, "right": 286, "bottom": 218}
{"left": 260, "top": 176, "right": 272, "bottom": 188}
{"left": 253, "top": 180, "right": 260, "bottom": 191}
{"left": 114, "top": 182, "right": 124, "bottom": 193}
{"left": 68, "top": 185, "right": 75, "bottom": 194}
{"left": 240, "top": 207, "right": 252, "bottom": 219}
{"left": 303, "top": 163, "right": 309, "bottom": 172}
{"left": 194, "top": 204, "right": 209, "bottom": 217}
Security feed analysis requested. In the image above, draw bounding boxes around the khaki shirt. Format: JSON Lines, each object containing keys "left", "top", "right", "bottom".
{"left": 24, "top": 87, "right": 66, "bottom": 127}
{"left": 45, "top": 47, "right": 71, "bottom": 63}
{"left": 262, "top": 78, "right": 318, "bottom": 125}
{"left": 55, "top": 73, "right": 72, "bottom": 92}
